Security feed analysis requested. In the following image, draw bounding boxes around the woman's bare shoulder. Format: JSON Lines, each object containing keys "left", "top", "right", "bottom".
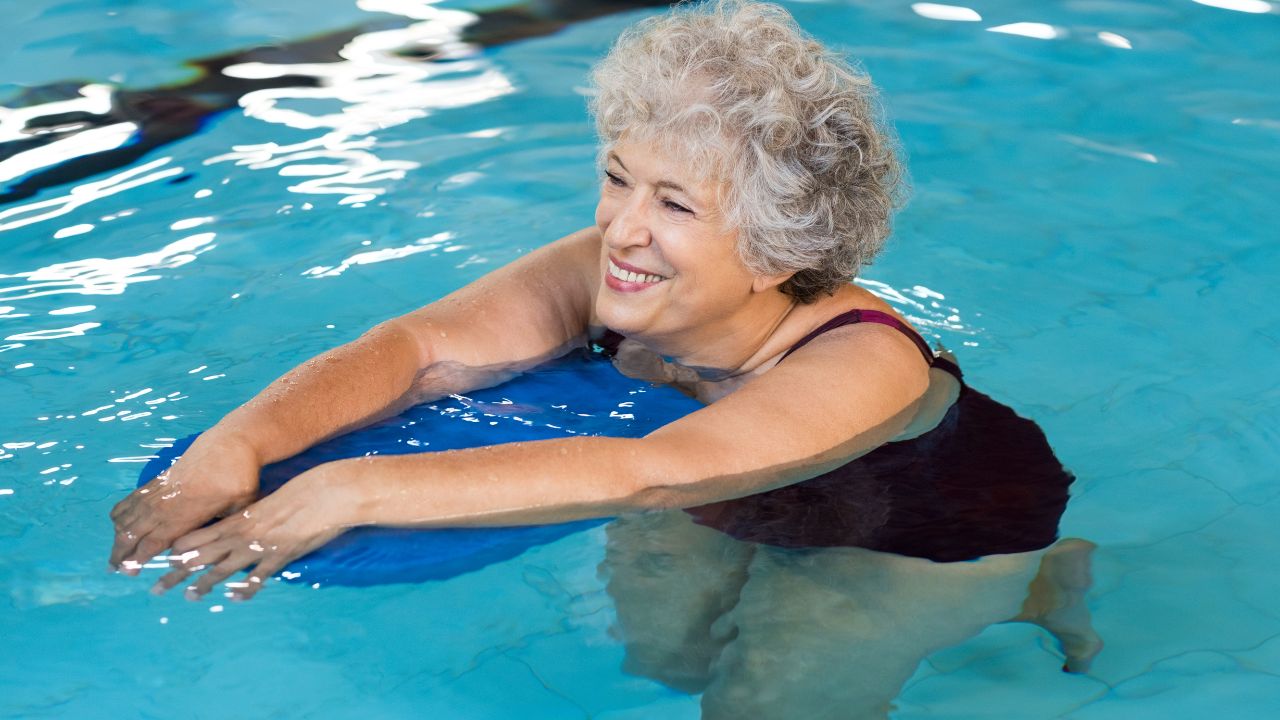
{"left": 769, "top": 283, "right": 933, "bottom": 398}
{"left": 798, "top": 284, "right": 961, "bottom": 441}
{"left": 767, "top": 284, "right": 924, "bottom": 360}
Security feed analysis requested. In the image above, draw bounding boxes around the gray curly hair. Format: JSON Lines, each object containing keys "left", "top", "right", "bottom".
{"left": 588, "top": 0, "right": 907, "bottom": 302}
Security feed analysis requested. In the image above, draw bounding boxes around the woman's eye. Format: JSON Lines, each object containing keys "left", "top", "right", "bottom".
{"left": 663, "top": 199, "right": 691, "bottom": 214}
{"left": 604, "top": 172, "right": 626, "bottom": 187}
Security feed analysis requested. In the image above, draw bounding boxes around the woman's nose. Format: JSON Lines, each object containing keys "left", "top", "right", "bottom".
{"left": 605, "top": 198, "right": 652, "bottom": 250}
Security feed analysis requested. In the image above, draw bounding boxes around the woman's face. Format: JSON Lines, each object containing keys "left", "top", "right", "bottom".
{"left": 593, "top": 137, "right": 761, "bottom": 341}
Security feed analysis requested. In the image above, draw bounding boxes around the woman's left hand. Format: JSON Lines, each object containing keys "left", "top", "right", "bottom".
{"left": 151, "top": 464, "right": 356, "bottom": 601}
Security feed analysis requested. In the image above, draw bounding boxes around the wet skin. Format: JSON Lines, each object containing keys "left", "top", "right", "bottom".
{"left": 111, "top": 137, "right": 935, "bottom": 600}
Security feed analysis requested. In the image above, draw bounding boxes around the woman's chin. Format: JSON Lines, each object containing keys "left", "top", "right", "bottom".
{"left": 596, "top": 289, "right": 659, "bottom": 336}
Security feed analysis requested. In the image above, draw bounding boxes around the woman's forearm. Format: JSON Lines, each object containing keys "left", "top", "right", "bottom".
{"left": 155, "top": 434, "right": 667, "bottom": 599}
{"left": 204, "top": 231, "right": 598, "bottom": 471}
{"left": 210, "top": 316, "right": 576, "bottom": 469}
{"left": 315, "top": 436, "right": 676, "bottom": 529}
{"left": 210, "top": 320, "right": 429, "bottom": 466}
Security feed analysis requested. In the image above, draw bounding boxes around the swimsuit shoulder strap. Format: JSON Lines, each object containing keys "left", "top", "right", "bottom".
{"left": 597, "top": 309, "right": 964, "bottom": 380}
{"left": 780, "top": 309, "right": 937, "bottom": 366}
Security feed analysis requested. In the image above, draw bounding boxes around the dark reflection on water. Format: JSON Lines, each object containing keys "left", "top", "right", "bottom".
{"left": 0, "top": 0, "right": 673, "bottom": 205}
{"left": 602, "top": 512, "right": 1101, "bottom": 719}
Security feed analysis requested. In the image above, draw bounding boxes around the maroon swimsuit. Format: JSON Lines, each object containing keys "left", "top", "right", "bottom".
{"left": 597, "top": 309, "right": 1073, "bottom": 562}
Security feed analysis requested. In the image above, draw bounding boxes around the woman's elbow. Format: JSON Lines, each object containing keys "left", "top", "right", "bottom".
{"left": 367, "top": 318, "right": 433, "bottom": 369}
{"left": 616, "top": 436, "right": 728, "bottom": 512}
{"left": 621, "top": 461, "right": 718, "bottom": 512}
{"left": 625, "top": 483, "right": 692, "bottom": 512}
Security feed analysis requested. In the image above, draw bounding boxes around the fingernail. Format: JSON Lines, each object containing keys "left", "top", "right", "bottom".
{"left": 149, "top": 583, "right": 165, "bottom": 596}
{"left": 184, "top": 588, "right": 200, "bottom": 601}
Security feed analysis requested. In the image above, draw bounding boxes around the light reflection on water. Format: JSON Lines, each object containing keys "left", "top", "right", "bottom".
{"left": 5, "top": 321, "right": 102, "bottom": 342}
{"left": 986, "top": 22, "right": 1065, "bottom": 40}
{"left": 301, "top": 229, "right": 455, "bottom": 277}
{"left": 0, "top": 120, "right": 138, "bottom": 185}
{"left": 0, "top": 232, "right": 217, "bottom": 305}
{"left": 910, "top": 3, "right": 983, "bottom": 23}
{"left": 0, "top": 0, "right": 519, "bottom": 354}
{"left": 857, "top": 278, "right": 974, "bottom": 339}
{"left": 0, "top": 157, "right": 185, "bottom": 232}
{"left": 207, "top": 4, "right": 511, "bottom": 203}
{"left": 1192, "top": 0, "right": 1274, "bottom": 13}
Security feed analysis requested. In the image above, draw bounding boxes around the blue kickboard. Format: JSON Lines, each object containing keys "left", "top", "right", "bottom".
{"left": 135, "top": 350, "right": 702, "bottom": 586}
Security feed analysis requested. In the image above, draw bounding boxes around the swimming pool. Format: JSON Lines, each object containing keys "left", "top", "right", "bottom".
{"left": 3, "top": 0, "right": 1278, "bottom": 716}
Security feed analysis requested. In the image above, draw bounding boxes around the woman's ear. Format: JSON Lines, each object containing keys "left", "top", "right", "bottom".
{"left": 751, "top": 270, "right": 794, "bottom": 294}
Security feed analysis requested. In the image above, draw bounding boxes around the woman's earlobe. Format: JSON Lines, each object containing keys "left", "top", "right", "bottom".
{"left": 752, "top": 271, "right": 795, "bottom": 294}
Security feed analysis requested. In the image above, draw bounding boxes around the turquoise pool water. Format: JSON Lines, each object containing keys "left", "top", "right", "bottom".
{"left": 2, "top": 0, "right": 1278, "bottom": 717}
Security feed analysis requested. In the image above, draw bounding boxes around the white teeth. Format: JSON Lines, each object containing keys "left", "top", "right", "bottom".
{"left": 609, "top": 260, "right": 664, "bottom": 284}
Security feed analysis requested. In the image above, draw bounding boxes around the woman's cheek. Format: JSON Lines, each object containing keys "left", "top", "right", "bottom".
{"left": 594, "top": 194, "right": 615, "bottom": 227}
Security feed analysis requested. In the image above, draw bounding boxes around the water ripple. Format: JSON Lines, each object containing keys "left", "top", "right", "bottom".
{"left": 302, "top": 230, "right": 455, "bottom": 278}
{"left": 4, "top": 322, "right": 100, "bottom": 342}
{"left": 0, "top": 231, "right": 216, "bottom": 303}
{"left": 857, "top": 278, "right": 975, "bottom": 339}
{"left": 205, "top": 4, "right": 514, "bottom": 203}
{"left": 0, "top": 157, "right": 183, "bottom": 232}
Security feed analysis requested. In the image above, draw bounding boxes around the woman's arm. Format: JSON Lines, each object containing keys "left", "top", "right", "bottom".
{"left": 157, "top": 321, "right": 931, "bottom": 599}
{"left": 208, "top": 226, "right": 601, "bottom": 465}
{"left": 109, "top": 227, "right": 601, "bottom": 572}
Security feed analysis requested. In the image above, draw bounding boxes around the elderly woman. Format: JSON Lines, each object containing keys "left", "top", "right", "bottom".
{"left": 110, "top": 0, "right": 1085, "bottom": 676}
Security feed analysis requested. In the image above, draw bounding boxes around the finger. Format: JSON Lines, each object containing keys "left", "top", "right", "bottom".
{"left": 109, "top": 518, "right": 158, "bottom": 572}
{"left": 172, "top": 524, "right": 224, "bottom": 554}
{"left": 151, "top": 544, "right": 215, "bottom": 594}
{"left": 119, "top": 532, "right": 174, "bottom": 576}
{"left": 109, "top": 500, "right": 163, "bottom": 571}
{"left": 151, "top": 558, "right": 204, "bottom": 596}
{"left": 187, "top": 551, "right": 256, "bottom": 600}
{"left": 229, "top": 556, "right": 289, "bottom": 601}
{"left": 109, "top": 527, "right": 139, "bottom": 571}
{"left": 176, "top": 544, "right": 234, "bottom": 598}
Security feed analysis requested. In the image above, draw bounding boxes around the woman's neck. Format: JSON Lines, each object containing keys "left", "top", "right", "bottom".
{"left": 640, "top": 294, "right": 803, "bottom": 381}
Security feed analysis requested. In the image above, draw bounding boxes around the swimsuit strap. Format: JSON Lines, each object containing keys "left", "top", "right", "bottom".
{"left": 596, "top": 309, "right": 963, "bottom": 380}
{"left": 779, "top": 309, "right": 936, "bottom": 366}
{"left": 592, "top": 328, "right": 626, "bottom": 358}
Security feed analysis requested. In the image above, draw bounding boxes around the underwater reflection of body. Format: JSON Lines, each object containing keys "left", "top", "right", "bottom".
{"left": 598, "top": 349, "right": 1101, "bottom": 718}
{"left": 603, "top": 514, "right": 1100, "bottom": 720}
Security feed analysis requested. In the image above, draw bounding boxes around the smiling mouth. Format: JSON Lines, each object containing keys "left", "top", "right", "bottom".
{"left": 607, "top": 258, "right": 667, "bottom": 284}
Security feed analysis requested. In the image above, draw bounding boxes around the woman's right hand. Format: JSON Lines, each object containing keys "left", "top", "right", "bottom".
{"left": 108, "top": 432, "right": 261, "bottom": 575}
